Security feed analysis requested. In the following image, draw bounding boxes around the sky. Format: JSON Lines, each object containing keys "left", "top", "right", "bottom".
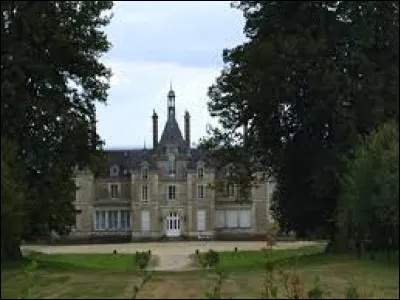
{"left": 96, "top": 1, "right": 247, "bottom": 149}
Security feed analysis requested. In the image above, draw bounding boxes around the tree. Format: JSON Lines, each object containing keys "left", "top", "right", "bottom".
{"left": 1, "top": 1, "right": 113, "bottom": 260}
{"left": 202, "top": 1, "right": 399, "bottom": 237}
{"left": 338, "top": 121, "right": 399, "bottom": 253}
{"left": 1, "top": 137, "right": 25, "bottom": 261}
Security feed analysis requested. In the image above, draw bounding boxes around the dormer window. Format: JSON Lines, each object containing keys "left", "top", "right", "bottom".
{"left": 197, "top": 161, "right": 205, "bottom": 179}
{"left": 227, "top": 183, "right": 235, "bottom": 198}
{"left": 168, "top": 154, "right": 176, "bottom": 174}
{"left": 226, "top": 164, "right": 234, "bottom": 178}
{"left": 110, "top": 164, "right": 119, "bottom": 177}
{"left": 142, "top": 167, "right": 148, "bottom": 180}
{"left": 197, "top": 167, "right": 204, "bottom": 179}
{"left": 141, "top": 161, "right": 149, "bottom": 180}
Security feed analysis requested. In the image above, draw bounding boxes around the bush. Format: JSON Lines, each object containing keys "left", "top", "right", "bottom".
{"left": 204, "top": 249, "right": 220, "bottom": 268}
{"left": 134, "top": 251, "right": 151, "bottom": 270}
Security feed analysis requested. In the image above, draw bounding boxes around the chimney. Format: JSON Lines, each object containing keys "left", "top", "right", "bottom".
{"left": 184, "top": 110, "right": 190, "bottom": 148}
{"left": 152, "top": 109, "right": 158, "bottom": 148}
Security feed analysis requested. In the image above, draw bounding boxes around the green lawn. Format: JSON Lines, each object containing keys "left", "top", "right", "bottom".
{"left": 26, "top": 252, "right": 138, "bottom": 272}
{"left": 204, "top": 245, "right": 325, "bottom": 271}
{"left": 1, "top": 246, "right": 399, "bottom": 299}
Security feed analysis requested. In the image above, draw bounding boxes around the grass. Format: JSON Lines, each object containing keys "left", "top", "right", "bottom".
{"left": 209, "top": 245, "right": 325, "bottom": 271}
{"left": 1, "top": 247, "right": 399, "bottom": 299}
{"left": 22, "top": 252, "right": 138, "bottom": 272}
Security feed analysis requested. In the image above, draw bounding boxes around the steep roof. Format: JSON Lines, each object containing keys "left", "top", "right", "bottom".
{"left": 157, "top": 115, "right": 188, "bottom": 150}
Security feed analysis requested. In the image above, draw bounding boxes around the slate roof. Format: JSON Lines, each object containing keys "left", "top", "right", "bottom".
{"left": 105, "top": 147, "right": 216, "bottom": 174}
{"left": 157, "top": 116, "right": 187, "bottom": 150}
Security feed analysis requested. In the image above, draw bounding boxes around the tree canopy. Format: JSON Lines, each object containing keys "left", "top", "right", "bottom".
{"left": 338, "top": 121, "right": 399, "bottom": 251}
{"left": 1, "top": 1, "right": 113, "bottom": 260}
{"left": 202, "top": 1, "right": 399, "bottom": 238}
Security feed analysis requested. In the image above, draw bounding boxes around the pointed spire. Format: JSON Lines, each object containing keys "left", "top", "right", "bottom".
{"left": 144, "top": 138, "right": 146, "bottom": 149}
{"left": 169, "top": 80, "right": 173, "bottom": 91}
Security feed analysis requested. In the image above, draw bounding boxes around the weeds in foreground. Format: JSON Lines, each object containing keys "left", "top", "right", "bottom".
{"left": 131, "top": 251, "right": 153, "bottom": 299}
{"left": 204, "top": 265, "right": 227, "bottom": 299}
{"left": 21, "top": 251, "right": 39, "bottom": 299}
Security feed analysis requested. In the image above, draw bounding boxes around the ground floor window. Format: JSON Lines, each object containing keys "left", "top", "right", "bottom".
{"left": 215, "top": 209, "right": 251, "bottom": 229}
{"left": 94, "top": 210, "right": 131, "bottom": 230}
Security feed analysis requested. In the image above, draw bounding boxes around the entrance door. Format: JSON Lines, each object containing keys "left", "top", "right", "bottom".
{"left": 166, "top": 212, "right": 181, "bottom": 237}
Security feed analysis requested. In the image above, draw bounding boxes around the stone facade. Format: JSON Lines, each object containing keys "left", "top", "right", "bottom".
{"left": 71, "top": 87, "right": 275, "bottom": 241}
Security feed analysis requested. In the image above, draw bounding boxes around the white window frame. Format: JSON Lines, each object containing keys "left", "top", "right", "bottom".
{"left": 197, "top": 184, "right": 205, "bottom": 199}
{"left": 215, "top": 209, "right": 251, "bottom": 229}
{"left": 95, "top": 210, "right": 131, "bottom": 231}
{"left": 141, "top": 210, "right": 150, "bottom": 232}
{"left": 141, "top": 184, "right": 148, "bottom": 201}
{"left": 197, "top": 210, "right": 206, "bottom": 232}
{"left": 120, "top": 210, "right": 131, "bottom": 230}
{"left": 168, "top": 185, "right": 176, "bottom": 200}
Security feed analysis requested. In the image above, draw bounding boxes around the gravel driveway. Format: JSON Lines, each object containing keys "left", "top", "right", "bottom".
{"left": 22, "top": 240, "right": 322, "bottom": 271}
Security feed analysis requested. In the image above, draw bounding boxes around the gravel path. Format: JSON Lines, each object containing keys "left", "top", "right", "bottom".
{"left": 22, "top": 240, "right": 322, "bottom": 271}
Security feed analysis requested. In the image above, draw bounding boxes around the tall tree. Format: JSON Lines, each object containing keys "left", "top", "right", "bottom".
{"left": 338, "top": 121, "right": 399, "bottom": 252}
{"left": 1, "top": 1, "right": 113, "bottom": 260}
{"left": 202, "top": 1, "right": 399, "bottom": 237}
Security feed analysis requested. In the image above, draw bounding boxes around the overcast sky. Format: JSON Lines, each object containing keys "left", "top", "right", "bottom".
{"left": 96, "top": 1, "right": 247, "bottom": 149}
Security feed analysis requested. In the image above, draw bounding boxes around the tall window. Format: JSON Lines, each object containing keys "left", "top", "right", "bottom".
{"left": 227, "top": 183, "right": 235, "bottom": 198}
{"left": 120, "top": 211, "right": 131, "bottom": 230}
{"left": 197, "top": 167, "right": 204, "bottom": 179}
{"left": 197, "top": 185, "right": 205, "bottom": 199}
{"left": 168, "top": 154, "right": 176, "bottom": 174}
{"left": 95, "top": 210, "right": 131, "bottom": 231}
{"left": 110, "top": 184, "right": 119, "bottom": 198}
{"left": 168, "top": 185, "right": 176, "bottom": 200}
{"left": 142, "top": 167, "right": 148, "bottom": 180}
{"left": 108, "top": 211, "right": 118, "bottom": 230}
{"left": 215, "top": 210, "right": 251, "bottom": 229}
{"left": 142, "top": 185, "right": 148, "bottom": 201}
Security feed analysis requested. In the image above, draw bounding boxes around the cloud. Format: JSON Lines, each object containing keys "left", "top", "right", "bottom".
{"left": 95, "top": 1, "right": 247, "bottom": 149}
{"left": 96, "top": 59, "right": 221, "bottom": 148}
{"left": 103, "top": 1, "right": 247, "bottom": 67}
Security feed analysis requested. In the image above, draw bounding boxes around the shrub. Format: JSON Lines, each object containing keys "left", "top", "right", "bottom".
{"left": 204, "top": 249, "right": 220, "bottom": 268}
{"left": 346, "top": 281, "right": 359, "bottom": 299}
{"left": 134, "top": 251, "right": 151, "bottom": 270}
{"left": 307, "top": 276, "right": 323, "bottom": 299}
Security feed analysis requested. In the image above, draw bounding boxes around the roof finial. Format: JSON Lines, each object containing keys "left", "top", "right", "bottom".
{"left": 144, "top": 138, "right": 146, "bottom": 149}
{"left": 169, "top": 80, "right": 173, "bottom": 91}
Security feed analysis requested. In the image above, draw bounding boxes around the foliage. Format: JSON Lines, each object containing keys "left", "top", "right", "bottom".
{"left": 204, "top": 249, "right": 220, "bottom": 268}
{"left": 204, "top": 265, "right": 227, "bottom": 299}
{"left": 131, "top": 251, "right": 153, "bottom": 299}
{"left": 337, "top": 121, "right": 399, "bottom": 253}
{"left": 345, "top": 281, "right": 360, "bottom": 299}
{"left": 134, "top": 251, "right": 151, "bottom": 270}
{"left": 307, "top": 276, "right": 323, "bottom": 299}
{"left": 1, "top": 137, "right": 25, "bottom": 261}
{"left": 1, "top": 1, "right": 113, "bottom": 259}
{"left": 131, "top": 270, "right": 152, "bottom": 299}
{"left": 202, "top": 1, "right": 399, "bottom": 238}
{"left": 23, "top": 251, "right": 39, "bottom": 299}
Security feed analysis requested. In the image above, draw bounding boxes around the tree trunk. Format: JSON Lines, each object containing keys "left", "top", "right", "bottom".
{"left": 1, "top": 236, "right": 23, "bottom": 263}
